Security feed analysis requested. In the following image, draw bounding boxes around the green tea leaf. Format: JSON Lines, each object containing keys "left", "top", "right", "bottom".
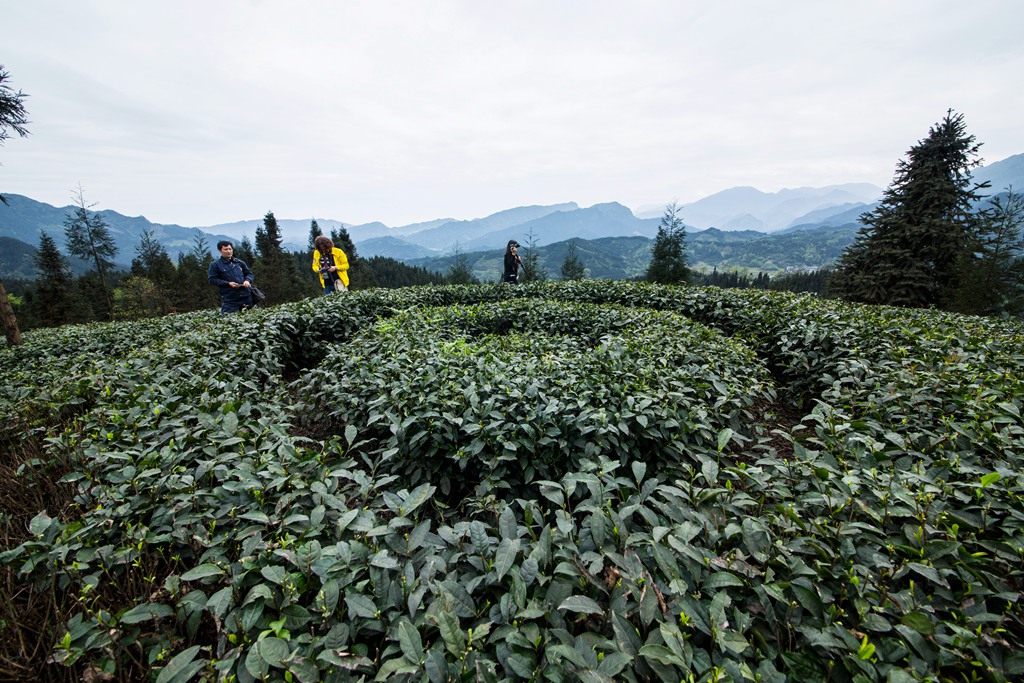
{"left": 397, "top": 618, "right": 424, "bottom": 664}
{"left": 493, "top": 538, "right": 520, "bottom": 581}
{"left": 638, "top": 644, "right": 685, "bottom": 667}
{"left": 400, "top": 483, "right": 435, "bottom": 516}
{"left": 346, "top": 593, "right": 378, "bottom": 619}
{"left": 180, "top": 564, "right": 223, "bottom": 581}
{"left": 980, "top": 472, "right": 1001, "bottom": 488}
{"left": 155, "top": 645, "right": 204, "bottom": 683}
{"left": 431, "top": 609, "right": 465, "bottom": 655}
{"left": 257, "top": 637, "right": 290, "bottom": 668}
{"left": 120, "top": 602, "right": 174, "bottom": 624}
{"left": 899, "top": 611, "right": 936, "bottom": 635}
{"left": 558, "top": 595, "right": 603, "bottom": 615}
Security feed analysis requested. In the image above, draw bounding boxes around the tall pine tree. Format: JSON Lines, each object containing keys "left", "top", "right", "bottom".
{"left": 0, "top": 65, "right": 29, "bottom": 209}
{"left": 308, "top": 219, "right": 323, "bottom": 252}
{"left": 63, "top": 186, "right": 119, "bottom": 316}
{"left": 519, "top": 228, "right": 548, "bottom": 283}
{"left": 130, "top": 229, "right": 177, "bottom": 313}
{"left": 952, "top": 187, "right": 1024, "bottom": 316}
{"left": 830, "top": 110, "right": 988, "bottom": 309}
{"left": 330, "top": 225, "right": 375, "bottom": 289}
{"left": 445, "top": 244, "right": 479, "bottom": 285}
{"left": 235, "top": 236, "right": 257, "bottom": 266}
{"left": 560, "top": 240, "right": 587, "bottom": 280}
{"left": 173, "top": 234, "right": 218, "bottom": 312}
{"left": 131, "top": 229, "right": 176, "bottom": 283}
{"left": 645, "top": 202, "right": 689, "bottom": 284}
{"left": 30, "top": 231, "right": 74, "bottom": 326}
{"left": 0, "top": 66, "right": 30, "bottom": 342}
{"left": 255, "top": 212, "right": 286, "bottom": 303}
{"left": 255, "top": 211, "right": 303, "bottom": 303}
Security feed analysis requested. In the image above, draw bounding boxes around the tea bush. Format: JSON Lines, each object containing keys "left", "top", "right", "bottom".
{"left": 0, "top": 281, "right": 1021, "bottom": 682}
{"left": 295, "top": 300, "right": 773, "bottom": 498}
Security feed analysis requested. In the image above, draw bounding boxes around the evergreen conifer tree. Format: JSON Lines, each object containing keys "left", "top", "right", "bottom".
{"left": 308, "top": 219, "right": 323, "bottom": 252}
{"left": 235, "top": 236, "right": 257, "bottom": 266}
{"left": 63, "top": 186, "right": 119, "bottom": 316}
{"left": 131, "top": 229, "right": 176, "bottom": 281}
{"left": 519, "top": 228, "right": 548, "bottom": 283}
{"left": 131, "top": 229, "right": 176, "bottom": 313}
{"left": 255, "top": 211, "right": 303, "bottom": 303}
{"left": 830, "top": 110, "right": 988, "bottom": 309}
{"left": 173, "top": 234, "right": 218, "bottom": 312}
{"left": 30, "top": 231, "right": 74, "bottom": 326}
{"left": 0, "top": 65, "right": 29, "bottom": 342}
{"left": 645, "top": 202, "right": 689, "bottom": 284}
{"left": 445, "top": 244, "right": 479, "bottom": 285}
{"left": 952, "top": 187, "right": 1024, "bottom": 316}
{"left": 560, "top": 241, "right": 587, "bottom": 280}
{"left": 0, "top": 65, "right": 29, "bottom": 209}
{"left": 330, "top": 226, "right": 374, "bottom": 289}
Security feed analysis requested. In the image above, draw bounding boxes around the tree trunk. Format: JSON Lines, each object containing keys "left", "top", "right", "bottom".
{"left": 0, "top": 278, "right": 23, "bottom": 346}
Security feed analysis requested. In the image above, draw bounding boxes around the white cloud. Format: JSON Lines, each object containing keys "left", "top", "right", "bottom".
{"left": 2, "top": 0, "right": 1023, "bottom": 227}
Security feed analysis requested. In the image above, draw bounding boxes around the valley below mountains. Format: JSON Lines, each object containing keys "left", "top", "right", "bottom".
{"left": 1, "top": 152, "right": 1020, "bottom": 282}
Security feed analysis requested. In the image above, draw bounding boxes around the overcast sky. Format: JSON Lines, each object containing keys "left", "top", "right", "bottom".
{"left": 2, "top": 1, "right": 1023, "bottom": 228}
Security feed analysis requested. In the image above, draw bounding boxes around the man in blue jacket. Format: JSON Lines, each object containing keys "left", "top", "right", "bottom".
{"left": 208, "top": 240, "right": 255, "bottom": 313}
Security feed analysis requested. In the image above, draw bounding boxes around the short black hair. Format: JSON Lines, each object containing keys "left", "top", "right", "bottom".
{"left": 217, "top": 240, "right": 233, "bottom": 250}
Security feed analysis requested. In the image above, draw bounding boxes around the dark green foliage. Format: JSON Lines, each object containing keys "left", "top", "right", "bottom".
{"left": 255, "top": 211, "right": 303, "bottom": 304}
{"left": 307, "top": 218, "right": 322, "bottom": 252}
{"left": 763, "top": 267, "right": 831, "bottom": 294}
{"left": 329, "top": 225, "right": 356, "bottom": 259}
{"left": 0, "top": 65, "right": 29, "bottom": 207}
{"left": 63, "top": 188, "right": 119, "bottom": 316}
{"left": 688, "top": 268, "right": 831, "bottom": 296}
{"left": 832, "top": 110, "right": 989, "bottom": 308}
{"left": 690, "top": 225, "right": 857, "bottom": 274}
{"left": 1, "top": 282, "right": 1022, "bottom": 681}
{"left": 952, "top": 188, "right": 1024, "bottom": 316}
{"left": 290, "top": 250, "right": 326, "bottom": 299}
{"left": 445, "top": 245, "right": 479, "bottom": 285}
{"left": 559, "top": 240, "right": 587, "bottom": 280}
{"left": 646, "top": 202, "right": 689, "bottom": 284}
{"left": 365, "top": 256, "right": 445, "bottom": 288}
{"left": 330, "top": 225, "right": 376, "bottom": 290}
{"left": 172, "top": 234, "right": 219, "bottom": 313}
{"left": 298, "top": 300, "right": 771, "bottom": 499}
{"left": 29, "top": 232, "right": 74, "bottom": 327}
{"left": 0, "top": 236, "right": 38, "bottom": 281}
{"left": 130, "top": 229, "right": 176, "bottom": 285}
{"left": 234, "top": 235, "right": 256, "bottom": 266}
{"left": 124, "top": 229, "right": 177, "bottom": 317}
{"left": 692, "top": 267, "right": 768, "bottom": 290}
{"left": 111, "top": 275, "right": 164, "bottom": 320}
{"left": 519, "top": 228, "right": 548, "bottom": 282}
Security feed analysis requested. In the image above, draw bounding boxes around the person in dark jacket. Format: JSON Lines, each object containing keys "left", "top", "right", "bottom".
{"left": 208, "top": 240, "right": 255, "bottom": 313}
{"left": 503, "top": 240, "right": 522, "bottom": 283}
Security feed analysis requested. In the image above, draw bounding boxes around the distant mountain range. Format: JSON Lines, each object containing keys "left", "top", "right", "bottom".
{"left": 664, "top": 183, "right": 885, "bottom": 232}
{"left": 0, "top": 193, "right": 237, "bottom": 266}
{"left": 1, "top": 152, "right": 1020, "bottom": 282}
{"left": 407, "top": 223, "right": 867, "bottom": 283}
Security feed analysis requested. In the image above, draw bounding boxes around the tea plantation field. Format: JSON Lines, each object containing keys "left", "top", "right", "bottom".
{"left": 1, "top": 281, "right": 1022, "bottom": 682}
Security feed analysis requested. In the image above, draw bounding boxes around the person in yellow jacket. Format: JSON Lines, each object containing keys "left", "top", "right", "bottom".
{"left": 312, "top": 236, "right": 350, "bottom": 295}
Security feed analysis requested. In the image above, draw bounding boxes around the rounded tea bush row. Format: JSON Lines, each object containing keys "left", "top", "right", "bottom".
{"left": 0, "top": 281, "right": 1021, "bottom": 682}
{"left": 294, "top": 299, "right": 775, "bottom": 498}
